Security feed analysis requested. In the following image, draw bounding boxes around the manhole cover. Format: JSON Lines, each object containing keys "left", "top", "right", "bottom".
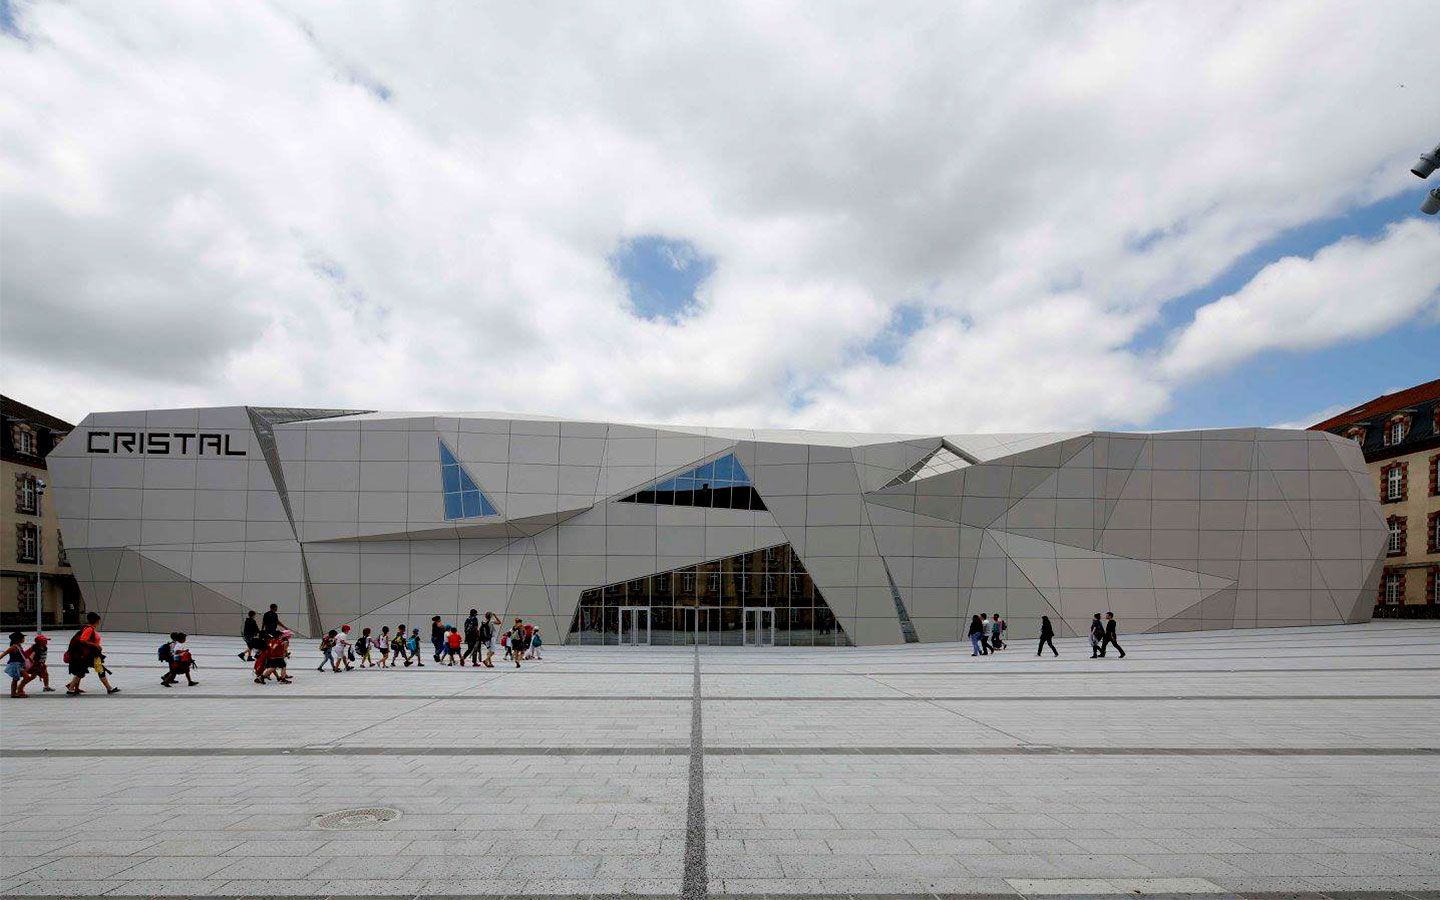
{"left": 312, "top": 807, "right": 400, "bottom": 830}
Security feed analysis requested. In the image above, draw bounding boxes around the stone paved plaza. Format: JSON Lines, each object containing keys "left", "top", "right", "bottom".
{"left": 2, "top": 621, "right": 1439, "bottom": 899}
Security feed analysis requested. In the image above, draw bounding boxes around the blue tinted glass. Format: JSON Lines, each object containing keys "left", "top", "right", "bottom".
{"left": 443, "top": 493, "right": 464, "bottom": 519}
{"left": 480, "top": 494, "right": 497, "bottom": 516}
{"left": 713, "top": 455, "right": 734, "bottom": 482}
{"left": 442, "top": 465, "right": 461, "bottom": 493}
{"left": 731, "top": 456, "right": 751, "bottom": 485}
{"left": 439, "top": 441, "right": 458, "bottom": 467}
{"left": 654, "top": 478, "right": 677, "bottom": 492}
{"left": 462, "top": 491, "right": 483, "bottom": 518}
{"left": 695, "top": 461, "right": 715, "bottom": 481}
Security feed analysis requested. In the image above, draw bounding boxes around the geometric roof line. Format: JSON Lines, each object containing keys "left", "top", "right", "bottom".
{"left": 880, "top": 441, "right": 973, "bottom": 488}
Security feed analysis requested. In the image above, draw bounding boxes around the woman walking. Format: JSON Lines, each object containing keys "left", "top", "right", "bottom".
{"left": 1037, "top": 615, "right": 1058, "bottom": 657}
{"left": 509, "top": 619, "right": 527, "bottom": 669}
{"left": 967, "top": 614, "right": 985, "bottom": 657}
{"left": 239, "top": 611, "right": 261, "bottom": 661}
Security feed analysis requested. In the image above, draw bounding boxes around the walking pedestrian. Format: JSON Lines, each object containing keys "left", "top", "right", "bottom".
{"left": 979, "top": 613, "right": 993, "bottom": 653}
{"left": 334, "top": 625, "right": 355, "bottom": 670}
{"left": 65, "top": 613, "right": 118, "bottom": 695}
{"left": 508, "top": 619, "right": 526, "bottom": 669}
{"left": 388, "top": 627, "right": 405, "bottom": 667}
{"left": 1101, "top": 612, "right": 1126, "bottom": 659}
{"left": 480, "top": 613, "right": 496, "bottom": 667}
{"left": 463, "top": 612, "right": 481, "bottom": 666}
{"left": 19, "top": 633, "right": 52, "bottom": 693}
{"left": 377, "top": 626, "right": 392, "bottom": 667}
{"left": 1089, "top": 613, "right": 1104, "bottom": 658}
{"left": 991, "top": 612, "right": 1005, "bottom": 650}
{"left": 430, "top": 616, "right": 446, "bottom": 662}
{"left": 407, "top": 628, "right": 424, "bottom": 666}
{"left": 6, "top": 631, "right": 28, "bottom": 698}
{"left": 256, "top": 630, "right": 292, "bottom": 683}
{"left": 239, "top": 610, "right": 261, "bottom": 661}
{"left": 968, "top": 614, "right": 985, "bottom": 656}
{"left": 1037, "top": 615, "right": 1058, "bottom": 657}
{"left": 529, "top": 628, "right": 543, "bottom": 660}
{"left": 356, "top": 628, "right": 375, "bottom": 667}
{"left": 318, "top": 630, "right": 341, "bottom": 672}
{"left": 261, "top": 603, "right": 285, "bottom": 635}
{"left": 160, "top": 632, "right": 199, "bottom": 687}
{"left": 444, "top": 626, "right": 462, "bottom": 665}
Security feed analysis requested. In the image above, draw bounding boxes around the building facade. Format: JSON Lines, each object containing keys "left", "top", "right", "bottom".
{"left": 1, "top": 397, "right": 83, "bottom": 629}
{"left": 46, "top": 407, "right": 1387, "bottom": 645}
{"left": 1312, "top": 379, "right": 1440, "bottom": 617}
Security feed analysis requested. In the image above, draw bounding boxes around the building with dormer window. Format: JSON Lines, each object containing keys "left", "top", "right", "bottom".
{"left": 1312, "top": 379, "right": 1440, "bottom": 617}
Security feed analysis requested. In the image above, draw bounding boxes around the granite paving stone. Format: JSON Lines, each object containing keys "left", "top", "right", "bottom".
{"left": 1, "top": 622, "right": 1438, "bottom": 898}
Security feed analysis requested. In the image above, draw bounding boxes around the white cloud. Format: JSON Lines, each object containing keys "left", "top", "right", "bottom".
{"left": 1161, "top": 220, "right": 1440, "bottom": 381}
{"left": 1, "top": 1, "right": 1437, "bottom": 429}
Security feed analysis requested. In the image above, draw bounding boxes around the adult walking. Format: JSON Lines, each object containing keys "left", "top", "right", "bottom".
{"left": 967, "top": 614, "right": 986, "bottom": 656}
{"left": 463, "top": 609, "right": 481, "bottom": 666}
{"left": 1101, "top": 612, "right": 1126, "bottom": 659}
{"left": 979, "top": 613, "right": 993, "bottom": 653}
{"left": 430, "top": 616, "right": 446, "bottom": 663}
{"left": 1089, "top": 613, "right": 1104, "bottom": 658}
{"left": 1037, "top": 615, "right": 1058, "bottom": 657}
{"left": 508, "top": 618, "right": 527, "bottom": 669}
{"left": 481, "top": 612, "right": 499, "bottom": 668}
{"left": 65, "top": 612, "right": 118, "bottom": 695}
{"left": 239, "top": 610, "right": 261, "bottom": 661}
{"left": 261, "top": 603, "right": 285, "bottom": 636}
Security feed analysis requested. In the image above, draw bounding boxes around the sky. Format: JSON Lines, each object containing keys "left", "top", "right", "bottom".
{"left": 1, "top": 0, "right": 1437, "bottom": 434}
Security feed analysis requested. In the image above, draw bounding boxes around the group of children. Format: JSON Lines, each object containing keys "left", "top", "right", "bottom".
{"left": 5, "top": 630, "right": 51, "bottom": 698}
{"left": 313, "top": 612, "right": 544, "bottom": 673}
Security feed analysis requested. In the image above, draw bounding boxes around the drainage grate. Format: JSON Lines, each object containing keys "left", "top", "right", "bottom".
{"left": 312, "top": 807, "right": 400, "bottom": 830}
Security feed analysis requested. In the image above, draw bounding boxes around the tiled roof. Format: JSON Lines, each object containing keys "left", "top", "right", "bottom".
{"left": 0, "top": 395, "right": 73, "bottom": 432}
{"left": 1309, "top": 379, "right": 1440, "bottom": 432}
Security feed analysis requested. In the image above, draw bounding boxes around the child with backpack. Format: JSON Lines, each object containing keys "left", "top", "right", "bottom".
{"left": 256, "top": 631, "right": 292, "bottom": 684}
{"left": 318, "top": 629, "right": 340, "bottom": 672}
{"left": 377, "top": 626, "right": 392, "bottom": 667}
{"left": 444, "top": 626, "right": 463, "bottom": 665}
{"left": 334, "top": 625, "right": 355, "bottom": 671}
{"left": 357, "top": 627, "right": 374, "bottom": 667}
{"left": 19, "top": 633, "right": 52, "bottom": 693}
{"left": 528, "top": 628, "right": 543, "bottom": 660}
{"left": 160, "top": 632, "right": 199, "bottom": 687}
{"left": 406, "top": 628, "right": 423, "bottom": 666}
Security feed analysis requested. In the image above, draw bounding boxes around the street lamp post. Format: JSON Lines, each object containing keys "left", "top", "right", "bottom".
{"left": 1412, "top": 141, "right": 1440, "bottom": 215}
{"left": 34, "top": 477, "right": 46, "bottom": 634}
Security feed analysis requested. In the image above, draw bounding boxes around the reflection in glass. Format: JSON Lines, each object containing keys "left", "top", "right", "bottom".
{"left": 618, "top": 452, "right": 768, "bottom": 511}
{"left": 564, "top": 543, "right": 851, "bottom": 646}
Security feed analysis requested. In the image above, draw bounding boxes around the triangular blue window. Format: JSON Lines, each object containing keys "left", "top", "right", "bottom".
{"left": 439, "top": 439, "right": 499, "bottom": 520}
{"left": 619, "top": 452, "right": 766, "bottom": 511}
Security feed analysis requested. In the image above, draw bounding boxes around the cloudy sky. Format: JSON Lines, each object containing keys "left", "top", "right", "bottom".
{"left": 2, "top": 1, "right": 1437, "bottom": 434}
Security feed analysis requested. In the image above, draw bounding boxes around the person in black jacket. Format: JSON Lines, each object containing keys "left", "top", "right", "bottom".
{"left": 1100, "top": 612, "right": 1126, "bottom": 658}
{"left": 1037, "top": 615, "right": 1058, "bottom": 657}
{"left": 239, "top": 611, "right": 261, "bottom": 660}
{"left": 1089, "top": 613, "right": 1104, "bottom": 658}
{"left": 261, "top": 603, "right": 285, "bottom": 636}
{"left": 430, "top": 616, "right": 446, "bottom": 662}
{"left": 967, "top": 614, "right": 986, "bottom": 656}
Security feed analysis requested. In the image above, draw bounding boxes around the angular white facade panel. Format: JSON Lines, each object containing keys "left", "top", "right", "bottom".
{"left": 48, "top": 407, "right": 1385, "bottom": 644}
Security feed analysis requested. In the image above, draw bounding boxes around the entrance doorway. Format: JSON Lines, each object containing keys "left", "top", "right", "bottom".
{"left": 744, "top": 607, "right": 776, "bottom": 647}
{"left": 619, "top": 606, "right": 650, "bottom": 646}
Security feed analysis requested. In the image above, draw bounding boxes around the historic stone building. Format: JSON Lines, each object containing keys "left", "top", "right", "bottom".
{"left": 1312, "top": 379, "right": 1440, "bottom": 617}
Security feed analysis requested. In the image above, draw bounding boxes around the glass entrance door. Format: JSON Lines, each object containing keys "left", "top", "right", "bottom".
{"left": 619, "top": 606, "right": 650, "bottom": 646}
{"left": 744, "top": 608, "right": 776, "bottom": 647}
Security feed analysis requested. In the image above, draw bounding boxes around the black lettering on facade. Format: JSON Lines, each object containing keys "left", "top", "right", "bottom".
{"left": 176, "top": 433, "right": 195, "bottom": 454}
{"left": 113, "top": 432, "right": 137, "bottom": 453}
{"left": 199, "top": 434, "right": 222, "bottom": 455}
{"left": 146, "top": 433, "right": 171, "bottom": 454}
{"left": 223, "top": 434, "right": 246, "bottom": 456}
{"left": 87, "top": 432, "right": 111, "bottom": 453}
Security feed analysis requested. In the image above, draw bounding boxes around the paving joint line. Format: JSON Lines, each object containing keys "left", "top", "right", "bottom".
{"left": 682, "top": 643, "right": 707, "bottom": 900}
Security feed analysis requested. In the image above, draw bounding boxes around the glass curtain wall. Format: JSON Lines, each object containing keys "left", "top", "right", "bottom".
{"left": 567, "top": 543, "right": 851, "bottom": 646}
